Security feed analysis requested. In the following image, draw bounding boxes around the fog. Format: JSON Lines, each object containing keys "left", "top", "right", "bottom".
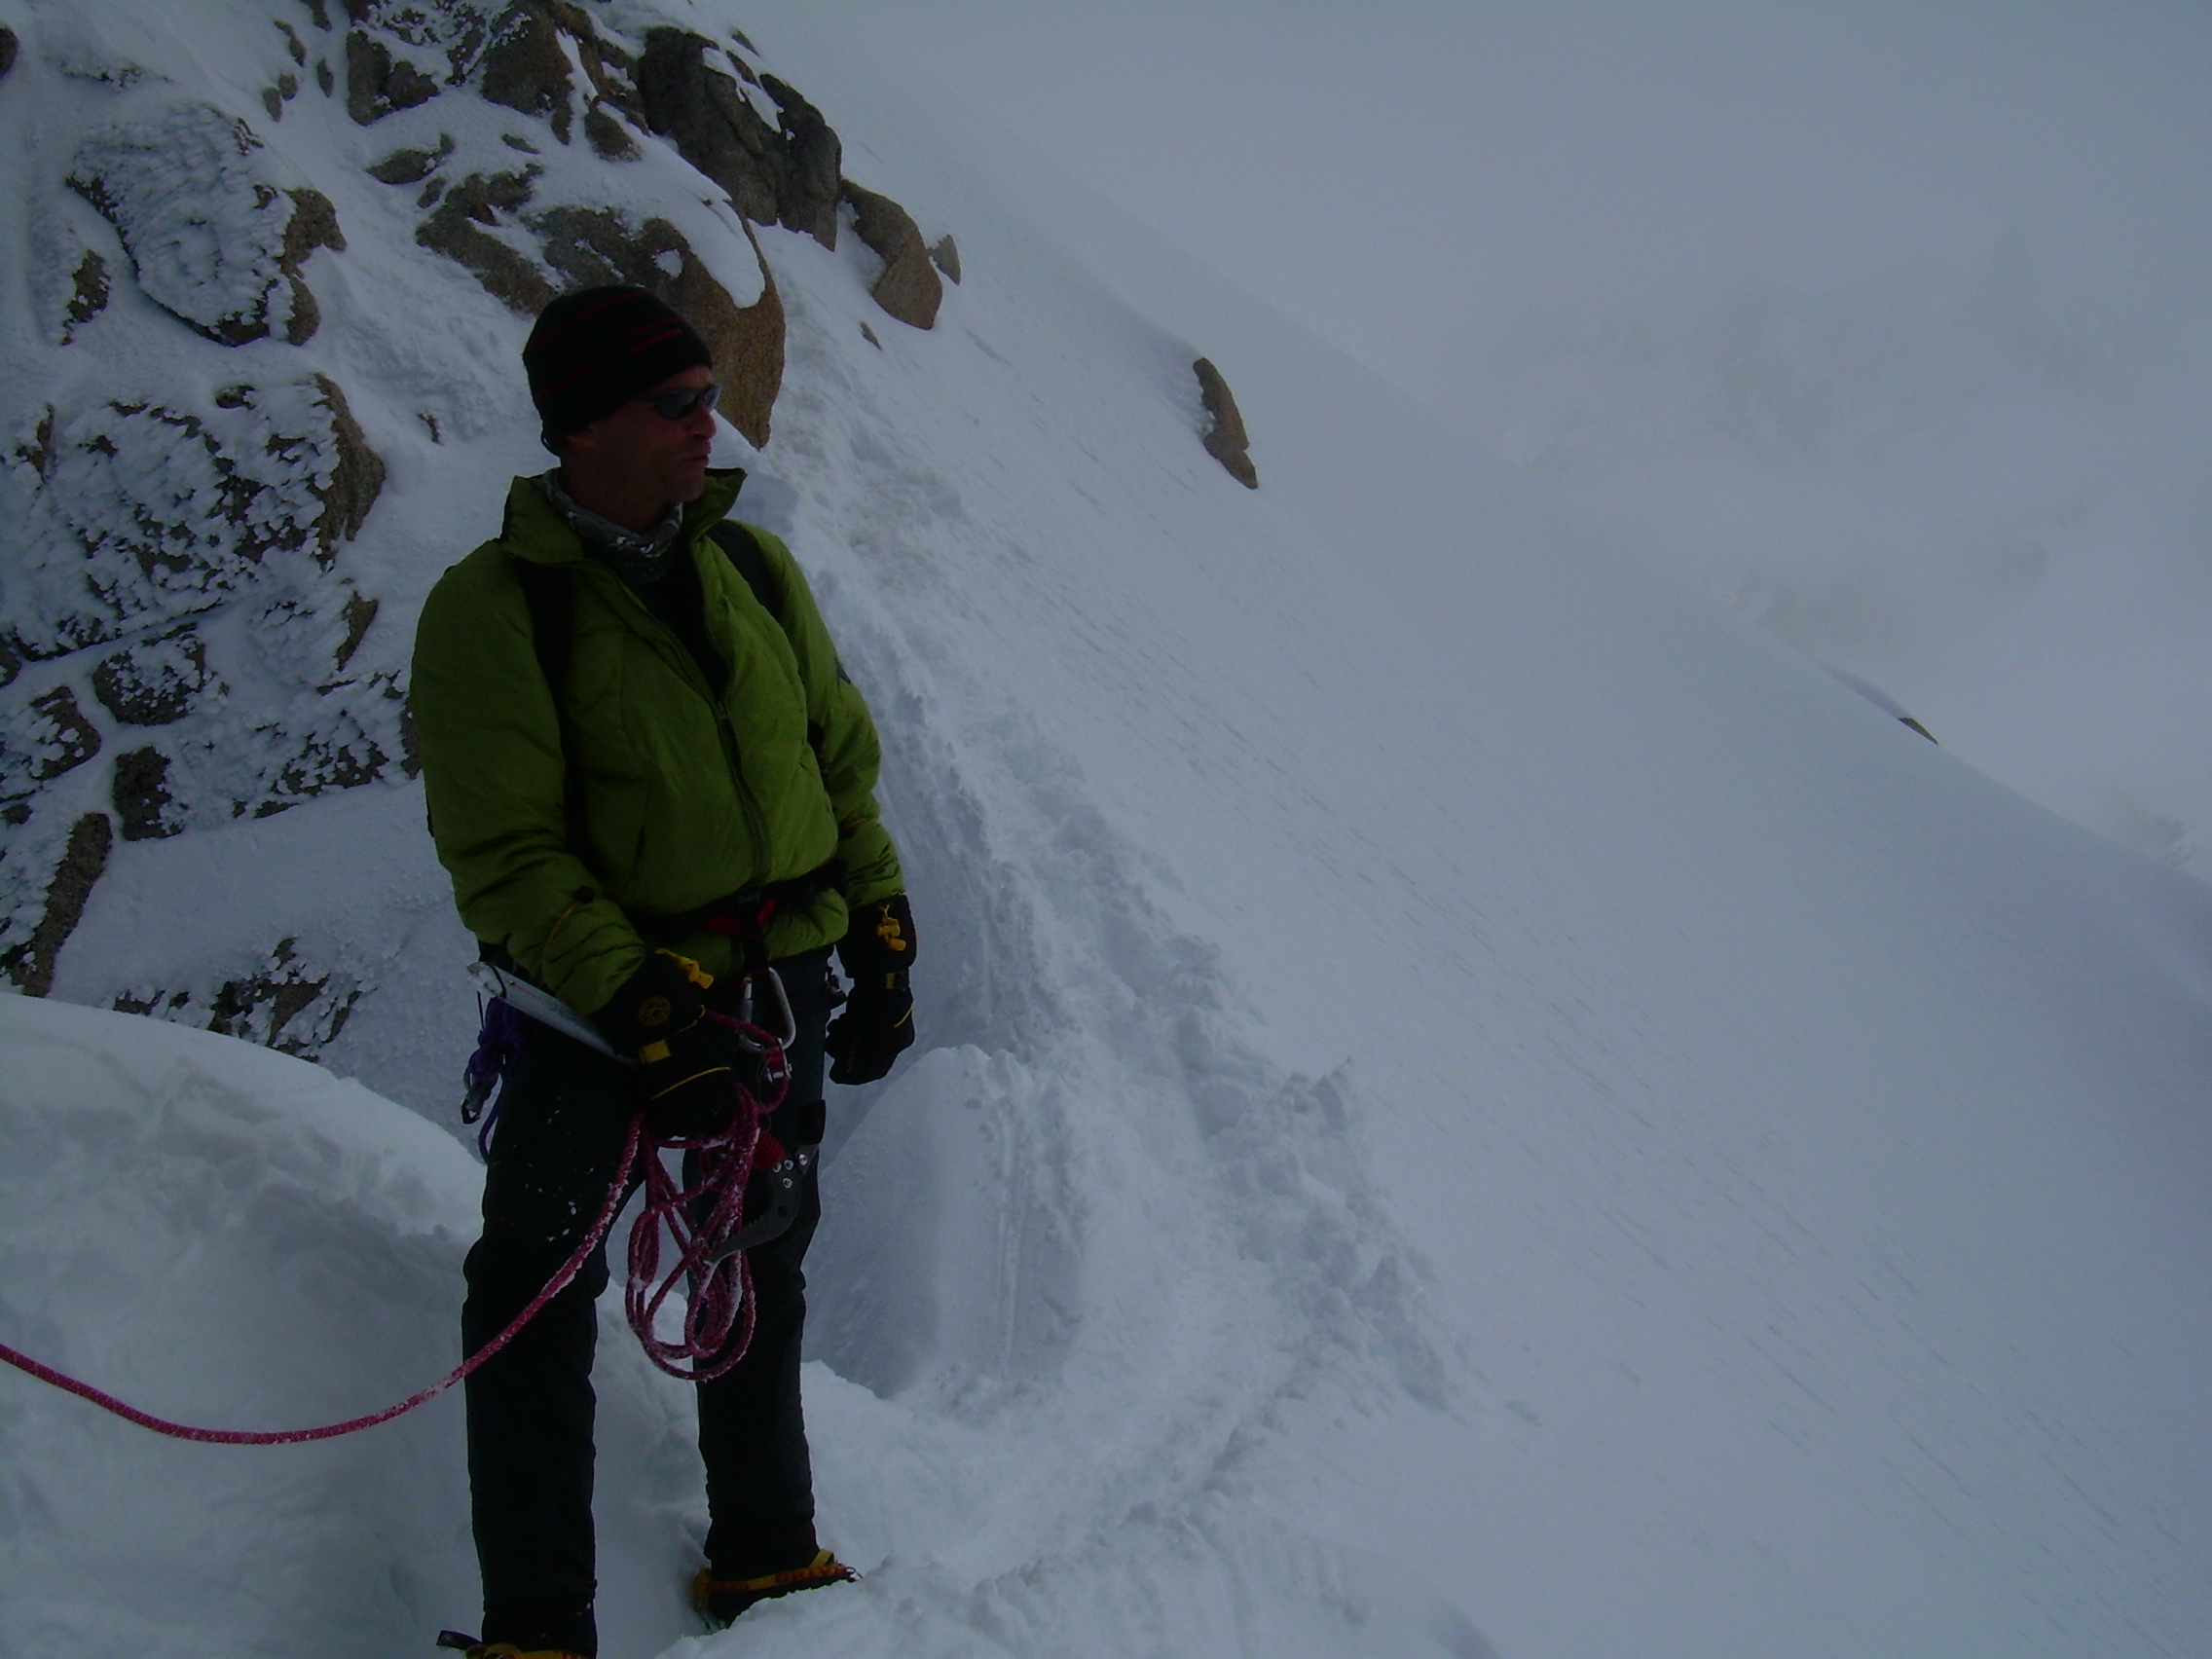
{"left": 793, "top": 0, "right": 2212, "bottom": 876}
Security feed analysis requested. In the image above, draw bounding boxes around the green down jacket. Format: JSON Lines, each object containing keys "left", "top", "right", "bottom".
{"left": 411, "top": 469, "right": 903, "bottom": 1017}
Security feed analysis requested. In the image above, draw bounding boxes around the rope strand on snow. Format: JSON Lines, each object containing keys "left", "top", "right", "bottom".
{"left": 0, "top": 1010, "right": 786, "bottom": 1443}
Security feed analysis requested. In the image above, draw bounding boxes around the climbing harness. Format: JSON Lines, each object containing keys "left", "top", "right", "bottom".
{"left": 0, "top": 989, "right": 793, "bottom": 1440}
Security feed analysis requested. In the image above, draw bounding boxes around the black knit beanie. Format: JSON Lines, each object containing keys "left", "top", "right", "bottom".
{"left": 524, "top": 285, "right": 714, "bottom": 453}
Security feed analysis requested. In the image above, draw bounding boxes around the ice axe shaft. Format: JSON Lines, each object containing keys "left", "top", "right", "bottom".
{"left": 467, "top": 960, "right": 633, "bottom": 1064}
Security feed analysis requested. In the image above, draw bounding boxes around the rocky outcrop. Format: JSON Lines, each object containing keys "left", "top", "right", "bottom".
{"left": 66, "top": 253, "right": 110, "bottom": 334}
{"left": 344, "top": 30, "right": 438, "bottom": 125}
{"left": 931, "top": 234, "right": 962, "bottom": 285}
{"left": 0, "top": 26, "right": 19, "bottom": 84}
{"left": 337, "top": 593, "right": 379, "bottom": 672}
{"left": 0, "top": 0, "right": 897, "bottom": 1041}
{"left": 534, "top": 206, "right": 785, "bottom": 445}
{"left": 68, "top": 106, "right": 341, "bottom": 347}
{"left": 310, "top": 374, "right": 387, "bottom": 545}
{"left": 278, "top": 188, "right": 346, "bottom": 345}
{"left": 410, "top": 158, "right": 785, "bottom": 444}
{"left": 478, "top": 1, "right": 574, "bottom": 142}
{"left": 637, "top": 29, "right": 840, "bottom": 246}
{"left": 1194, "top": 357, "right": 1259, "bottom": 489}
{"left": 344, "top": 0, "right": 490, "bottom": 82}
{"left": 111, "top": 747, "right": 174, "bottom": 841}
{"left": 469, "top": 0, "right": 654, "bottom": 153}
{"left": 844, "top": 182, "right": 941, "bottom": 330}
{"left": 0, "top": 813, "right": 111, "bottom": 997}
{"left": 261, "top": 71, "right": 301, "bottom": 122}
{"left": 414, "top": 167, "right": 552, "bottom": 313}
{"left": 583, "top": 105, "right": 639, "bottom": 161}
{"left": 63, "top": 257, "right": 111, "bottom": 342}
{"left": 368, "top": 134, "right": 453, "bottom": 184}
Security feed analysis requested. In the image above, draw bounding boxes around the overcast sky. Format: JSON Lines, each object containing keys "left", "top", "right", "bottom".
{"left": 773, "top": 2, "right": 2212, "bottom": 868}
{"left": 796, "top": 1, "right": 2212, "bottom": 424}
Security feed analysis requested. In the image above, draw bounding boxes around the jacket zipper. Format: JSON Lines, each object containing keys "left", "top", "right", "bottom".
{"left": 713, "top": 704, "right": 773, "bottom": 874}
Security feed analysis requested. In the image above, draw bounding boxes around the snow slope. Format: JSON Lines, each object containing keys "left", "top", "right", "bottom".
{"left": 4, "top": 2, "right": 2211, "bottom": 1657}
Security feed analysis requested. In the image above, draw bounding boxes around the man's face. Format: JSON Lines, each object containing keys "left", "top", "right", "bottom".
{"left": 568, "top": 364, "right": 718, "bottom": 507}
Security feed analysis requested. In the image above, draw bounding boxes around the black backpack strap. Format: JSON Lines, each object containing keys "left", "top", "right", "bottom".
{"left": 710, "top": 520, "right": 830, "bottom": 762}
{"left": 709, "top": 519, "right": 785, "bottom": 620}
{"left": 510, "top": 556, "right": 596, "bottom": 872}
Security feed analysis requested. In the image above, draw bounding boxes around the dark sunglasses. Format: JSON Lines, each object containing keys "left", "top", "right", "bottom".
{"left": 637, "top": 383, "right": 720, "bottom": 420}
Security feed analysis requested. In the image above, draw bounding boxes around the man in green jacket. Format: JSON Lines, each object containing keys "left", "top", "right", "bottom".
{"left": 411, "top": 287, "right": 916, "bottom": 1659}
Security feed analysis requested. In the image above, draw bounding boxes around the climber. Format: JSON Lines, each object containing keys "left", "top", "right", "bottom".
{"left": 409, "top": 286, "right": 917, "bottom": 1659}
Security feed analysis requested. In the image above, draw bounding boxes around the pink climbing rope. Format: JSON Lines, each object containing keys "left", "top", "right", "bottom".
{"left": 624, "top": 1011, "right": 792, "bottom": 1383}
{"left": 0, "top": 1011, "right": 788, "bottom": 1444}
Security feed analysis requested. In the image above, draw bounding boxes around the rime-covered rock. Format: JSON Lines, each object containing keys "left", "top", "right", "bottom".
{"left": 26, "top": 202, "right": 112, "bottom": 345}
{"left": 66, "top": 104, "right": 342, "bottom": 347}
{"left": 0, "top": 685, "right": 101, "bottom": 801}
{"left": 92, "top": 626, "right": 214, "bottom": 725}
{"left": 0, "top": 375, "right": 384, "bottom": 661}
{"left": 107, "top": 669, "right": 404, "bottom": 843}
{"left": 113, "top": 936, "right": 362, "bottom": 1056}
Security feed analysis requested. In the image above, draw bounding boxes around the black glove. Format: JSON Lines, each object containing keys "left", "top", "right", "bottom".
{"left": 594, "top": 950, "right": 745, "bottom": 1140}
{"left": 826, "top": 894, "right": 916, "bottom": 1086}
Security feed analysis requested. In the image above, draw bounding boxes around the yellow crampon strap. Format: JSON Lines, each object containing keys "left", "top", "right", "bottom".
{"left": 691, "top": 1550, "right": 857, "bottom": 1609}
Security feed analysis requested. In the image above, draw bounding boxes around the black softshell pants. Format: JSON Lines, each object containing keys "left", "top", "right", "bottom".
{"left": 462, "top": 950, "right": 831, "bottom": 1658}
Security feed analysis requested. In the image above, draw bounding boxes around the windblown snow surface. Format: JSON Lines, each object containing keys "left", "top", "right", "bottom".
{"left": 3, "top": 3, "right": 2211, "bottom": 1657}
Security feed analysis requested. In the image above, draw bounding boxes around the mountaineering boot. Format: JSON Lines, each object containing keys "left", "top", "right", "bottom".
{"left": 434, "top": 1634, "right": 587, "bottom": 1659}
{"left": 691, "top": 1550, "right": 860, "bottom": 1626}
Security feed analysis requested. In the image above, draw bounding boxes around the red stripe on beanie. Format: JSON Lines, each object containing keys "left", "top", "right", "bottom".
{"left": 536, "top": 318, "right": 689, "bottom": 398}
{"left": 526, "top": 288, "right": 638, "bottom": 353}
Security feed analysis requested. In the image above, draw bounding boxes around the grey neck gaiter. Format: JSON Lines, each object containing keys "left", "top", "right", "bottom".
{"left": 537, "top": 470, "right": 685, "bottom": 586}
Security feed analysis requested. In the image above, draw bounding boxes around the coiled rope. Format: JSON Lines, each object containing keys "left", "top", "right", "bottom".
{"left": 0, "top": 1010, "right": 785, "bottom": 1444}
